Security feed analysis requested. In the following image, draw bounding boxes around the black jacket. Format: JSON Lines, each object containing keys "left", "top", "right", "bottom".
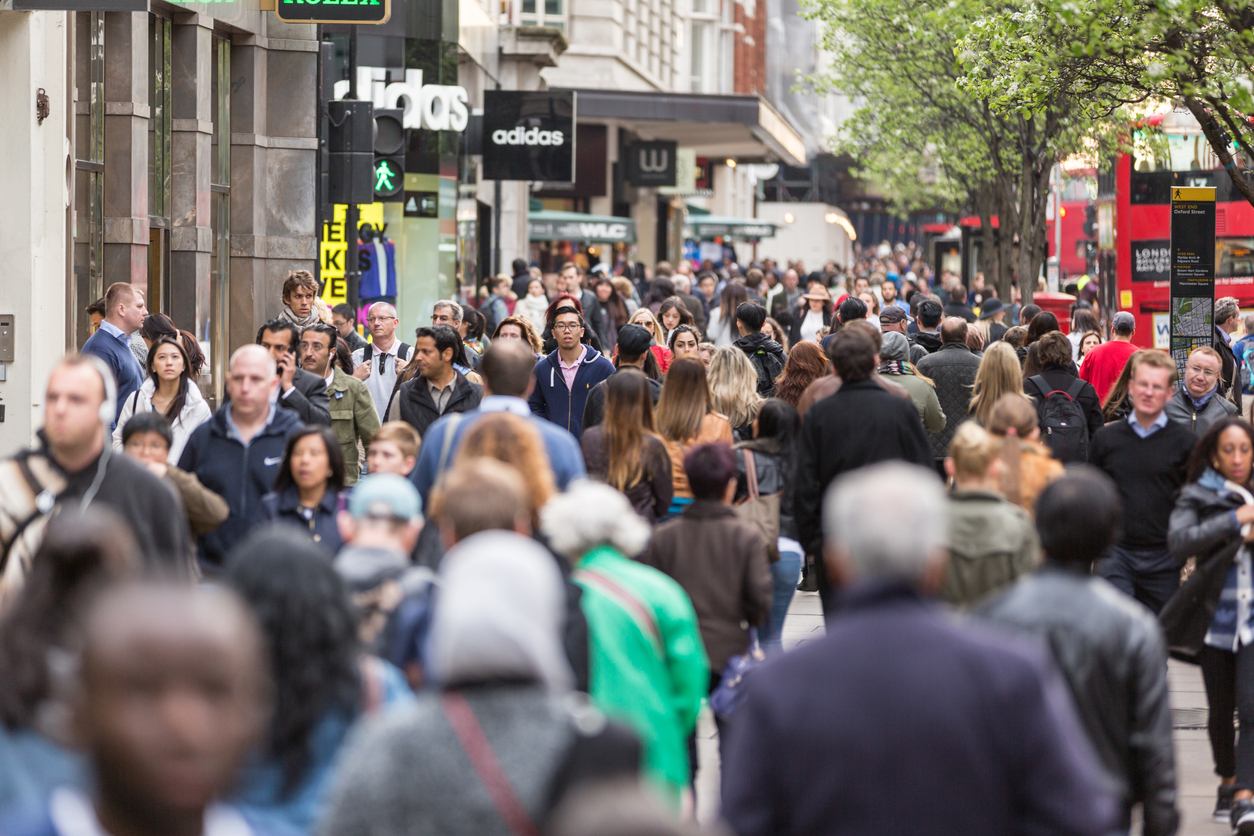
{"left": 178, "top": 404, "right": 305, "bottom": 569}
{"left": 795, "top": 378, "right": 932, "bottom": 559}
{"left": 1216, "top": 326, "right": 1244, "bottom": 413}
{"left": 1025, "top": 365, "right": 1106, "bottom": 442}
{"left": 581, "top": 368, "right": 662, "bottom": 432}
{"left": 397, "top": 371, "right": 483, "bottom": 439}
{"left": 260, "top": 484, "right": 345, "bottom": 555}
{"left": 677, "top": 291, "right": 707, "bottom": 334}
{"left": 734, "top": 332, "right": 786, "bottom": 397}
{"left": 911, "top": 330, "right": 943, "bottom": 355}
{"left": 978, "top": 567, "right": 1178, "bottom": 835}
{"left": 944, "top": 301, "right": 977, "bottom": 322}
{"left": 1161, "top": 481, "right": 1246, "bottom": 660}
{"left": 915, "top": 342, "right": 983, "bottom": 460}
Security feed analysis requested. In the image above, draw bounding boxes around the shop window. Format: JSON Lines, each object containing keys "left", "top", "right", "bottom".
{"left": 148, "top": 14, "right": 172, "bottom": 313}
{"left": 207, "top": 36, "right": 231, "bottom": 404}
{"left": 71, "top": 12, "right": 105, "bottom": 347}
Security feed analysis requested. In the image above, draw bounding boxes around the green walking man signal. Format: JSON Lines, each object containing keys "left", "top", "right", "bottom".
{"left": 374, "top": 158, "right": 403, "bottom": 200}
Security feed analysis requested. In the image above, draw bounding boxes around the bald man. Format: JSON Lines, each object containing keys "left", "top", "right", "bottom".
{"left": 178, "top": 345, "right": 304, "bottom": 572}
{"left": 11, "top": 583, "right": 272, "bottom": 836}
{"left": 352, "top": 302, "right": 415, "bottom": 419}
{"left": 0, "top": 357, "right": 190, "bottom": 604}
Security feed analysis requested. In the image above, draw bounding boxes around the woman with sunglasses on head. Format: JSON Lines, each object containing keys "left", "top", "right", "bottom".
{"left": 260, "top": 426, "right": 348, "bottom": 555}
{"left": 112, "top": 335, "right": 211, "bottom": 463}
{"left": 627, "top": 307, "right": 674, "bottom": 374}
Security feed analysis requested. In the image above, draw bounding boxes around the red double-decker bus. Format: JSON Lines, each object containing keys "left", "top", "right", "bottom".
{"left": 1112, "top": 113, "right": 1254, "bottom": 348}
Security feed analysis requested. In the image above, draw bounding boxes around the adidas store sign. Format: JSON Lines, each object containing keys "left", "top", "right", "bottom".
{"left": 481, "top": 90, "right": 576, "bottom": 182}
{"left": 491, "top": 127, "right": 565, "bottom": 147}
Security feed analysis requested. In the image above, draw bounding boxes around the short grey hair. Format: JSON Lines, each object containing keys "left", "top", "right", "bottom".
{"left": 368, "top": 301, "right": 398, "bottom": 319}
{"left": 1216, "top": 296, "right": 1240, "bottom": 326}
{"left": 823, "top": 462, "right": 948, "bottom": 582}
{"left": 540, "top": 480, "right": 651, "bottom": 561}
{"left": 1244, "top": 313, "right": 1254, "bottom": 334}
{"left": 433, "top": 299, "right": 464, "bottom": 323}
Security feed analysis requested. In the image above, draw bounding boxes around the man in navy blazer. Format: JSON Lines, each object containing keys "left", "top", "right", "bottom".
{"left": 721, "top": 462, "right": 1120, "bottom": 836}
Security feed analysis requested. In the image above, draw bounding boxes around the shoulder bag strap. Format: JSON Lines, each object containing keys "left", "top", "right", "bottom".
{"left": 575, "top": 567, "right": 663, "bottom": 655}
{"left": 441, "top": 691, "right": 543, "bottom": 836}
{"left": 744, "top": 449, "right": 760, "bottom": 501}
{"left": 437, "top": 413, "right": 464, "bottom": 474}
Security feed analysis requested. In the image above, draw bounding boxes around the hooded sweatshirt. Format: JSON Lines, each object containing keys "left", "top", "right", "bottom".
{"left": 733, "top": 331, "right": 786, "bottom": 397}
{"left": 528, "top": 345, "right": 616, "bottom": 439}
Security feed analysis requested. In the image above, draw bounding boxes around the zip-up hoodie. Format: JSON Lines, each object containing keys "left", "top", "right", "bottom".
{"left": 177, "top": 404, "right": 304, "bottom": 570}
{"left": 528, "top": 345, "right": 615, "bottom": 439}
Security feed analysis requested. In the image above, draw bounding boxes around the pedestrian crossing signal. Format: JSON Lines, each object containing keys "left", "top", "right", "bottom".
{"left": 374, "top": 158, "right": 403, "bottom": 199}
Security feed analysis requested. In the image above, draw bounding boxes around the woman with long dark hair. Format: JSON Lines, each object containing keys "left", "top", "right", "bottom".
{"left": 111, "top": 335, "right": 211, "bottom": 463}
{"left": 227, "top": 528, "right": 412, "bottom": 832}
{"left": 260, "top": 426, "right": 348, "bottom": 554}
{"left": 1163, "top": 417, "right": 1254, "bottom": 826}
{"left": 733, "top": 398, "right": 802, "bottom": 651}
{"left": 788, "top": 285, "right": 833, "bottom": 346}
{"left": 657, "top": 296, "right": 695, "bottom": 346}
{"left": 591, "top": 276, "right": 630, "bottom": 353}
{"left": 580, "top": 368, "right": 674, "bottom": 523}
{"left": 0, "top": 510, "right": 139, "bottom": 820}
{"left": 1020, "top": 311, "right": 1062, "bottom": 374}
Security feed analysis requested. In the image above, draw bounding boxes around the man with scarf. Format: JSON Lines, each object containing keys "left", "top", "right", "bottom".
{"left": 1166, "top": 346, "right": 1238, "bottom": 437}
{"left": 278, "top": 270, "right": 324, "bottom": 330}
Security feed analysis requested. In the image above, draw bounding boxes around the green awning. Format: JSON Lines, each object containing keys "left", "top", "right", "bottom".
{"left": 529, "top": 210, "right": 636, "bottom": 244}
{"left": 686, "top": 214, "right": 776, "bottom": 239}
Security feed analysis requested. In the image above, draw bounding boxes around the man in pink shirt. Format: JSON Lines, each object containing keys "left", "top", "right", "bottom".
{"left": 1080, "top": 311, "right": 1140, "bottom": 404}
{"left": 529, "top": 309, "right": 615, "bottom": 439}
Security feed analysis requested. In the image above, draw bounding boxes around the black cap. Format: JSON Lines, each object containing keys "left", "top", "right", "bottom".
{"left": 879, "top": 305, "right": 908, "bottom": 324}
{"left": 616, "top": 324, "right": 653, "bottom": 357}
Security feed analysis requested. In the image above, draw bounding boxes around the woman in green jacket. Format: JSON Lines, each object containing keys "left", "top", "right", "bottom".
{"left": 541, "top": 481, "right": 709, "bottom": 808}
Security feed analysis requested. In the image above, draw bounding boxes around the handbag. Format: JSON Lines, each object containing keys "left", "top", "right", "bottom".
{"left": 733, "top": 449, "right": 781, "bottom": 563}
{"left": 709, "top": 629, "right": 766, "bottom": 720}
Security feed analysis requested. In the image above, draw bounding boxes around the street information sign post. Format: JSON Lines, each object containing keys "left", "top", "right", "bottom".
{"left": 1169, "top": 186, "right": 1216, "bottom": 380}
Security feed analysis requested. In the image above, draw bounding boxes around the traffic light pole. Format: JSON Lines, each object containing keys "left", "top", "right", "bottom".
{"left": 345, "top": 25, "right": 361, "bottom": 313}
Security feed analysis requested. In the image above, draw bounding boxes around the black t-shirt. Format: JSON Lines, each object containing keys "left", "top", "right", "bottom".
{"left": 1089, "top": 419, "right": 1197, "bottom": 551}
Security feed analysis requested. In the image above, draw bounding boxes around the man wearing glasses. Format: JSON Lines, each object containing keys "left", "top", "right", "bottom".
{"left": 1167, "top": 345, "right": 1238, "bottom": 436}
{"left": 528, "top": 309, "right": 614, "bottom": 439}
{"left": 351, "top": 302, "right": 415, "bottom": 420}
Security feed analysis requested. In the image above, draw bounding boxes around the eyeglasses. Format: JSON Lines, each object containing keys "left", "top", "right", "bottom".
{"left": 552, "top": 322, "right": 582, "bottom": 332}
{"left": 367, "top": 316, "right": 396, "bottom": 324}
{"left": 1186, "top": 365, "right": 1220, "bottom": 378}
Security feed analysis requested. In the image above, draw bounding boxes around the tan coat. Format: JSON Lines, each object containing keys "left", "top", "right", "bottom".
{"left": 664, "top": 412, "right": 734, "bottom": 499}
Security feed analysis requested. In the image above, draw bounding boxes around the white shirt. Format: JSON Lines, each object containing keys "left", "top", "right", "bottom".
{"left": 352, "top": 340, "right": 415, "bottom": 420}
{"left": 800, "top": 309, "right": 826, "bottom": 343}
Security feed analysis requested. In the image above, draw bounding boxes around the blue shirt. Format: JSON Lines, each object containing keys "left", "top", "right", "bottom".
{"left": 80, "top": 321, "right": 144, "bottom": 426}
{"left": 1126, "top": 409, "right": 1169, "bottom": 439}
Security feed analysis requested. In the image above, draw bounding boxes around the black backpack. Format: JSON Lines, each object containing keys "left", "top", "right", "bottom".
{"left": 1029, "top": 375, "right": 1089, "bottom": 463}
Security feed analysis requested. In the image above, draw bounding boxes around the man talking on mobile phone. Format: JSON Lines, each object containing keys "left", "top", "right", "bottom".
{"left": 252, "top": 318, "right": 332, "bottom": 425}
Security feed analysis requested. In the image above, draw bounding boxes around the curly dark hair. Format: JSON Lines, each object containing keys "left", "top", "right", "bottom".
{"left": 226, "top": 528, "right": 361, "bottom": 796}
{"left": 1186, "top": 416, "right": 1254, "bottom": 485}
{"left": 0, "top": 508, "right": 139, "bottom": 729}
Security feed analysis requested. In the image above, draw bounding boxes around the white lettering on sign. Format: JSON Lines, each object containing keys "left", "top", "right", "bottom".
{"left": 1134, "top": 245, "right": 1169, "bottom": 276}
{"left": 578, "top": 223, "right": 628, "bottom": 240}
{"left": 332, "top": 68, "right": 469, "bottom": 132}
{"left": 490, "top": 127, "right": 565, "bottom": 146}
{"left": 638, "top": 148, "right": 669, "bottom": 173}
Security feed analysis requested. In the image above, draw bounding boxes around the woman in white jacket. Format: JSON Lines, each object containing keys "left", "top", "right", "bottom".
{"left": 515, "top": 277, "right": 552, "bottom": 333}
{"left": 112, "top": 336, "right": 212, "bottom": 464}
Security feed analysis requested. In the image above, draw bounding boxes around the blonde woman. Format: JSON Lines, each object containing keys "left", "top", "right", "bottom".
{"left": 708, "top": 346, "right": 765, "bottom": 441}
{"left": 967, "top": 342, "right": 1024, "bottom": 428}
{"left": 654, "top": 357, "right": 733, "bottom": 513}
{"left": 985, "top": 393, "right": 1064, "bottom": 517}
{"left": 627, "top": 307, "right": 673, "bottom": 373}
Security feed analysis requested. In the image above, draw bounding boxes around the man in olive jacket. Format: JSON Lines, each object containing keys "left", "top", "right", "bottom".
{"left": 301, "top": 323, "right": 380, "bottom": 485}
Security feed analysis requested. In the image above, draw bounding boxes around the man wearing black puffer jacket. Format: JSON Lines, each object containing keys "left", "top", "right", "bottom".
{"left": 395, "top": 326, "right": 483, "bottom": 438}
{"left": 979, "top": 470, "right": 1178, "bottom": 836}
{"left": 733, "top": 301, "right": 786, "bottom": 397}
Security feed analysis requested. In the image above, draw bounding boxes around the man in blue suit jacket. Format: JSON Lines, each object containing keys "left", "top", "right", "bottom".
{"left": 721, "top": 462, "right": 1119, "bottom": 836}
{"left": 79, "top": 282, "right": 146, "bottom": 425}
{"left": 411, "top": 339, "right": 585, "bottom": 507}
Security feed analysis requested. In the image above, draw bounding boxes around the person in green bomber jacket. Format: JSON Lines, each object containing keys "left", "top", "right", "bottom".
{"left": 541, "top": 480, "right": 709, "bottom": 809}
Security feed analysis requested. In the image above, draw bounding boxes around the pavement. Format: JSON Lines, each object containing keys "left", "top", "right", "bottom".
{"left": 693, "top": 588, "right": 1233, "bottom": 834}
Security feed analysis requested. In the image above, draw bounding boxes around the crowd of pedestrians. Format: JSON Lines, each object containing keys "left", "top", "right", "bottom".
{"left": 6, "top": 252, "right": 1254, "bottom": 836}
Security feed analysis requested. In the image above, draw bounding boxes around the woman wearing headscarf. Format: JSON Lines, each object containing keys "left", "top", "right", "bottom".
{"left": 320, "top": 529, "right": 640, "bottom": 836}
